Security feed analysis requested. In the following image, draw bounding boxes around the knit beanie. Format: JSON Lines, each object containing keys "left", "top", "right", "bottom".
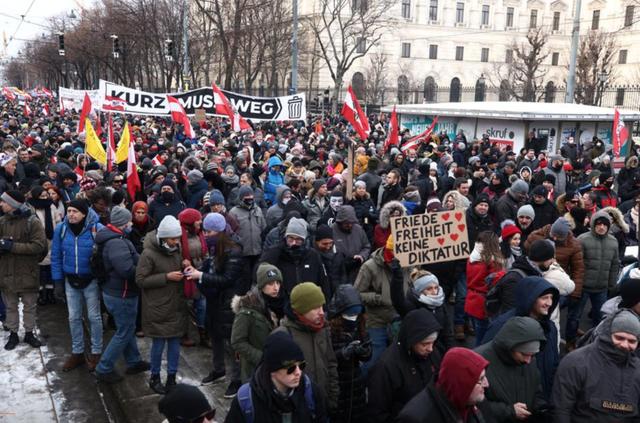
{"left": 0, "top": 190, "right": 24, "bottom": 209}
{"left": 290, "top": 282, "right": 325, "bottom": 314}
{"left": 500, "top": 220, "right": 521, "bottom": 240}
{"left": 157, "top": 215, "right": 182, "bottom": 239}
{"left": 157, "top": 384, "right": 213, "bottom": 422}
{"left": 256, "top": 263, "right": 283, "bottom": 290}
{"left": 238, "top": 185, "right": 254, "bottom": 199}
{"left": 187, "top": 169, "right": 204, "bottom": 185}
{"left": 412, "top": 273, "right": 439, "bottom": 295}
{"left": 528, "top": 239, "right": 555, "bottom": 262}
{"left": 312, "top": 178, "right": 326, "bottom": 192}
{"left": 110, "top": 206, "right": 132, "bottom": 228}
{"left": 510, "top": 179, "right": 529, "bottom": 195}
{"left": 550, "top": 217, "right": 571, "bottom": 241}
{"left": 514, "top": 340, "right": 541, "bottom": 354}
{"left": 262, "top": 332, "right": 305, "bottom": 373}
{"left": 517, "top": 204, "right": 535, "bottom": 219}
{"left": 203, "top": 212, "right": 226, "bottom": 232}
{"left": 315, "top": 224, "right": 334, "bottom": 241}
{"left": 532, "top": 185, "right": 547, "bottom": 197}
{"left": 436, "top": 348, "right": 489, "bottom": 411}
{"left": 286, "top": 217, "right": 308, "bottom": 240}
{"left": 209, "top": 189, "right": 225, "bottom": 205}
{"left": 67, "top": 199, "right": 89, "bottom": 216}
{"left": 611, "top": 310, "right": 640, "bottom": 339}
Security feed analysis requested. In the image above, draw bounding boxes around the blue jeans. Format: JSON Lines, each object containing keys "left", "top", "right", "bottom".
{"left": 454, "top": 273, "right": 467, "bottom": 326}
{"left": 471, "top": 317, "right": 489, "bottom": 347}
{"left": 150, "top": 337, "right": 181, "bottom": 376}
{"left": 566, "top": 290, "right": 608, "bottom": 342}
{"left": 96, "top": 294, "right": 142, "bottom": 374}
{"left": 0, "top": 291, "right": 5, "bottom": 321}
{"left": 66, "top": 279, "right": 103, "bottom": 354}
{"left": 194, "top": 297, "right": 206, "bottom": 328}
{"left": 361, "top": 327, "right": 389, "bottom": 377}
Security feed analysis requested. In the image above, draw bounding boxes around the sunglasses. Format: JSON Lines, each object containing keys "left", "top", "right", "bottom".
{"left": 286, "top": 361, "right": 306, "bottom": 374}
{"left": 190, "top": 409, "right": 216, "bottom": 423}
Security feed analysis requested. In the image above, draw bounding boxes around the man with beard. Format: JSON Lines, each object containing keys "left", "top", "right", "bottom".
{"left": 516, "top": 205, "right": 536, "bottom": 248}
{"left": 377, "top": 169, "right": 403, "bottom": 209}
{"left": 465, "top": 194, "right": 495, "bottom": 249}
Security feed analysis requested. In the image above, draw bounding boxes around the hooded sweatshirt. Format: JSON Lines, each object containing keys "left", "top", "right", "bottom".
{"left": 577, "top": 210, "right": 620, "bottom": 292}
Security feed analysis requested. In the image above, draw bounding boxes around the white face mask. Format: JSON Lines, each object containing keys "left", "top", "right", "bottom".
{"left": 282, "top": 197, "right": 290, "bottom": 205}
{"left": 330, "top": 197, "right": 343, "bottom": 211}
{"left": 342, "top": 314, "right": 358, "bottom": 321}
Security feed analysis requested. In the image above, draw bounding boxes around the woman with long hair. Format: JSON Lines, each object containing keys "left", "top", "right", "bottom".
{"left": 47, "top": 186, "right": 66, "bottom": 220}
{"left": 499, "top": 220, "right": 522, "bottom": 269}
{"left": 465, "top": 231, "right": 505, "bottom": 346}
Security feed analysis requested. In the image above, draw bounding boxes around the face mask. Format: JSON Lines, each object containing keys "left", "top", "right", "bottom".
{"left": 161, "top": 191, "right": 175, "bottom": 202}
{"left": 342, "top": 314, "right": 358, "bottom": 331}
{"left": 553, "top": 164, "right": 562, "bottom": 171}
{"left": 282, "top": 197, "right": 290, "bottom": 205}
{"left": 123, "top": 226, "right": 132, "bottom": 235}
{"left": 243, "top": 198, "right": 254, "bottom": 207}
{"left": 286, "top": 243, "right": 306, "bottom": 258}
{"left": 604, "top": 181, "right": 613, "bottom": 188}
{"left": 161, "top": 241, "right": 178, "bottom": 253}
{"left": 330, "top": 197, "right": 343, "bottom": 211}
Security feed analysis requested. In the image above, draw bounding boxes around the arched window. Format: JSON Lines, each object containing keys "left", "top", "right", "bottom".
{"left": 499, "top": 80, "right": 510, "bottom": 101}
{"left": 449, "top": 77, "right": 461, "bottom": 102}
{"left": 544, "top": 81, "right": 556, "bottom": 103}
{"left": 352, "top": 72, "right": 365, "bottom": 100}
{"left": 424, "top": 76, "right": 437, "bottom": 103}
{"left": 398, "top": 75, "right": 410, "bottom": 104}
{"left": 474, "top": 77, "right": 486, "bottom": 102}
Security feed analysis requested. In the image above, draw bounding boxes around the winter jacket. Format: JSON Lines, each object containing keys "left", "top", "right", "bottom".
{"left": 542, "top": 164, "right": 567, "bottom": 196}
{"left": 466, "top": 208, "right": 496, "bottom": 249}
{"left": 229, "top": 202, "right": 266, "bottom": 257}
{"left": 357, "top": 170, "right": 382, "bottom": 201}
{"left": 541, "top": 263, "right": 575, "bottom": 347}
{"left": 495, "top": 191, "right": 523, "bottom": 224}
{"left": 377, "top": 182, "right": 403, "bottom": 209}
{"left": 525, "top": 224, "right": 584, "bottom": 297}
{"left": 51, "top": 209, "right": 103, "bottom": 282}
{"left": 302, "top": 192, "right": 328, "bottom": 232}
{"left": 373, "top": 201, "right": 405, "bottom": 249}
{"left": 552, "top": 310, "right": 640, "bottom": 423}
{"left": 135, "top": 231, "right": 187, "bottom": 338}
{"left": 264, "top": 156, "right": 286, "bottom": 205}
{"left": 33, "top": 203, "right": 63, "bottom": 266}
{"left": 274, "top": 311, "right": 339, "bottom": 410}
{"left": 332, "top": 215, "right": 371, "bottom": 283}
{"left": 186, "top": 179, "right": 209, "bottom": 209}
{"left": 354, "top": 248, "right": 399, "bottom": 328}
{"left": 465, "top": 257, "right": 503, "bottom": 321}
{"left": 530, "top": 200, "right": 559, "bottom": 230}
{"left": 491, "top": 255, "right": 542, "bottom": 315}
{"left": 96, "top": 226, "right": 140, "bottom": 298}
{"left": 624, "top": 207, "right": 639, "bottom": 246}
{"left": 482, "top": 277, "right": 560, "bottom": 400}
{"left": 0, "top": 206, "right": 47, "bottom": 294}
{"left": 148, "top": 197, "right": 186, "bottom": 227}
{"left": 396, "top": 383, "right": 487, "bottom": 423}
{"left": 560, "top": 142, "right": 579, "bottom": 164}
{"left": 602, "top": 206, "right": 630, "bottom": 259}
{"left": 366, "top": 309, "right": 442, "bottom": 423}
{"left": 265, "top": 186, "right": 292, "bottom": 228}
{"left": 592, "top": 186, "right": 618, "bottom": 209}
{"left": 348, "top": 193, "right": 376, "bottom": 242}
{"left": 618, "top": 180, "right": 640, "bottom": 203}
{"left": 577, "top": 210, "right": 620, "bottom": 293}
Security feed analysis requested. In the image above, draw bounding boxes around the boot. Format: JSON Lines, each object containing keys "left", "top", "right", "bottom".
{"left": 149, "top": 374, "right": 166, "bottom": 395}
{"left": 454, "top": 324, "right": 466, "bottom": 342}
{"left": 24, "top": 332, "right": 42, "bottom": 348}
{"left": 86, "top": 353, "right": 101, "bottom": 372}
{"left": 180, "top": 335, "right": 195, "bottom": 347}
{"left": 4, "top": 331, "right": 19, "bottom": 350}
{"left": 198, "top": 328, "right": 211, "bottom": 349}
{"left": 37, "top": 289, "right": 47, "bottom": 306}
{"left": 165, "top": 373, "right": 177, "bottom": 391}
{"left": 62, "top": 353, "right": 85, "bottom": 372}
{"left": 45, "top": 288, "right": 56, "bottom": 305}
{"left": 464, "top": 320, "right": 476, "bottom": 336}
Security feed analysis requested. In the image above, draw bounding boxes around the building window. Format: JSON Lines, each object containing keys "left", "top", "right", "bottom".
{"left": 530, "top": 10, "right": 538, "bottom": 28}
{"left": 545, "top": 82, "right": 556, "bottom": 103}
{"left": 352, "top": 72, "right": 365, "bottom": 99}
{"left": 398, "top": 75, "right": 410, "bottom": 104}
{"left": 505, "top": 49, "right": 513, "bottom": 64}
{"left": 475, "top": 78, "right": 486, "bottom": 102}
{"left": 592, "top": 10, "right": 600, "bottom": 30}
{"left": 506, "top": 7, "right": 514, "bottom": 28}
{"left": 456, "top": 2, "right": 464, "bottom": 23}
{"left": 429, "top": 0, "right": 438, "bottom": 21}
{"left": 482, "top": 5, "right": 490, "bottom": 26}
{"left": 429, "top": 44, "right": 438, "bottom": 59}
{"left": 552, "top": 52, "right": 559, "bottom": 66}
{"left": 450, "top": 77, "right": 461, "bottom": 102}
{"left": 424, "top": 76, "right": 437, "bottom": 102}
{"left": 352, "top": 0, "right": 368, "bottom": 14}
{"left": 456, "top": 46, "right": 464, "bottom": 61}
{"left": 401, "top": 0, "right": 410, "bottom": 18}
{"left": 401, "top": 42, "right": 411, "bottom": 58}
{"left": 625, "top": 6, "right": 634, "bottom": 27}
{"left": 619, "top": 49, "right": 628, "bottom": 64}
{"left": 552, "top": 12, "right": 560, "bottom": 31}
{"left": 481, "top": 48, "right": 489, "bottom": 62}
{"left": 616, "top": 88, "right": 626, "bottom": 105}
{"left": 356, "top": 38, "right": 366, "bottom": 54}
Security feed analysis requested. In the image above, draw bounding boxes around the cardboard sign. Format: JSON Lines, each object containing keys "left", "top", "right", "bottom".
{"left": 390, "top": 210, "right": 470, "bottom": 267}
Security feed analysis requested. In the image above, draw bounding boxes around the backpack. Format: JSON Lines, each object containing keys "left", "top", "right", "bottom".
{"left": 90, "top": 239, "right": 109, "bottom": 284}
{"left": 237, "top": 374, "right": 315, "bottom": 423}
{"left": 484, "top": 268, "right": 526, "bottom": 317}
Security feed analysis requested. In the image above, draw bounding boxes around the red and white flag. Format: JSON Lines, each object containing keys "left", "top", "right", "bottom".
{"left": 341, "top": 86, "right": 370, "bottom": 141}
{"left": 95, "top": 112, "right": 103, "bottom": 137}
{"left": 106, "top": 113, "right": 117, "bottom": 172}
{"left": 41, "top": 87, "right": 53, "bottom": 99}
{"left": 383, "top": 106, "right": 399, "bottom": 153}
{"left": 103, "top": 95, "right": 127, "bottom": 112}
{"left": 78, "top": 93, "right": 92, "bottom": 133}
{"left": 24, "top": 103, "right": 32, "bottom": 117}
{"left": 613, "top": 109, "right": 629, "bottom": 158}
{"left": 42, "top": 104, "right": 50, "bottom": 116}
{"left": 204, "top": 138, "right": 217, "bottom": 150}
{"left": 401, "top": 116, "right": 439, "bottom": 152}
{"left": 3, "top": 87, "right": 15, "bottom": 102}
{"left": 126, "top": 135, "right": 141, "bottom": 201}
{"left": 59, "top": 97, "right": 65, "bottom": 117}
{"left": 212, "top": 83, "right": 251, "bottom": 132}
{"left": 167, "top": 96, "right": 194, "bottom": 138}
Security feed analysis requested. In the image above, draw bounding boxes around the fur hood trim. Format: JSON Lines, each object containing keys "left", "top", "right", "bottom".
{"left": 379, "top": 200, "right": 406, "bottom": 229}
{"left": 602, "top": 206, "right": 630, "bottom": 233}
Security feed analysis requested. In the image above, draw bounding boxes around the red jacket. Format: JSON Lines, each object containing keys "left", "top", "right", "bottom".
{"left": 464, "top": 260, "right": 502, "bottom": 320}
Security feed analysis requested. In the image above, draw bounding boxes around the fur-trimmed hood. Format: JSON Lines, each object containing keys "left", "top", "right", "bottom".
{"left": 555, "top": 192, "right": 584, "bottom": 215}
{"left": 601, "top": 206, "right": 630, "bottom": 233}
{"left": 378, "top": 200, "right": 406, "bottom": 229}
{"left": 442, "top": 190, "right": 471, "bottom": 210}
{"left": 231, "top": 287, "right": 266, "bottom": 314}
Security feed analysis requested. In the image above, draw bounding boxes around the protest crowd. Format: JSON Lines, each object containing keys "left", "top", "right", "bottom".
{"left": 3, "top": 87, "right": 640, "bottom": 423}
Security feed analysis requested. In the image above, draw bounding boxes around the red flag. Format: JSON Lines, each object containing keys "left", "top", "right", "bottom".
{"left": 126, "top": 135, "right": 141, "bottom": 201}
{"left": 383, "top": 106, "right": 399, "bottom": 153}
{"left": 212, "top": 83, "right": 251, "bottom": 132}
{"left": 95, "top": 112, "right": 102, "bottom": 137}
{"left": 613, "top": 109, "right": 629, "bottom": 158}
{"left": 341, "top": 86, "right": 370, "bottom": 141}
{"left": 78, "top": 93, "right": 92, "bottom": 133}
{"left": 59, "top": 97, "right": 65, "bottom": 117}
{"left": 167, "top": 96, "right": 194, "bottom": 138}
{"left": 103, "top": 95, "right": 126, "bottom": 112}
{"left": 3, "top": 87, "right": 15, "bottom": 102}
{"left": 42, "top": 104, "right": 50, "bottom": 116}
{"left": 106, "top": 113, "right": 117, "bottom": 172}
{"left": 401, "top": 116, "right": 439, "bottom": 152}
{"left": 23, "top": 103, "right": 32, "bottom": 117}
{"left": 41, "top": 87, "right": 53, "bottom": 99}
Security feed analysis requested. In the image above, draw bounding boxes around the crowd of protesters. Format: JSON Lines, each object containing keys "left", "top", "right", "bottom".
{"left": 2, "top": 93, "right": 640, "bottom": 423}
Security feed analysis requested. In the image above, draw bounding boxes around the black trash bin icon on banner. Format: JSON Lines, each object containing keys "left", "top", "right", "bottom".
{"left": 288, "top": 96, "right": 303, "bottom": 120}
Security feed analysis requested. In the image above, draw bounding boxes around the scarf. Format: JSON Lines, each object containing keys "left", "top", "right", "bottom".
{"left": 294, "top": 311, "right": 325, "bottom": 332}
{"left": 29, "top": 198, "right": 54, "bottom": 239}
{"left": 263, "top": 292, "right": 286, "bottom": 319}
{"left": 511, "top": 245, "right": 522, "bottom": 258}
{"left": 178, "top": 208, "right": 207, "bottom": 263}
{"left": 417, "top": 286, "right": 445, "bottom": 308}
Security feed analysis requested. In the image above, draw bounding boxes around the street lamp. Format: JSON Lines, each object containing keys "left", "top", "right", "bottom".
{"left": 597, "top": 71, "right": 608, "bottom": 106}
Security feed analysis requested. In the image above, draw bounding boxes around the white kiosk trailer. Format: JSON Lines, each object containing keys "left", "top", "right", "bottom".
{"left": 382, "top": 102, "right": 640, "bottom": 159}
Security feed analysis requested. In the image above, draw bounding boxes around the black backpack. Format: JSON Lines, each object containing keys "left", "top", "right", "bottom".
{"left": 90, "top": 238, "right": 112, "bottom": 284}
{"left": 484, "top": 268, "right": 526, "bottom": 317}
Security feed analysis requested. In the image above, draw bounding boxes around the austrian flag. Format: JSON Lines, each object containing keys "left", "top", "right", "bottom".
{"left": 167, "top": 96, "right": 194, "bottom": 139}
{"left": 212, "top": 83, "right": 251, "bottom": 132}
{"left": 103, "top": 96, "right": 127, "bottom": 112}
{"left": 341, "top": 86, "right": 370, "bottom": 141}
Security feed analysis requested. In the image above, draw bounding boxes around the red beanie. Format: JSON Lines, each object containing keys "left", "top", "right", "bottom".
{"left": 436, "top": 347, "right": 489, "bottom": 412}
{"left": 501, "top": 223, "right": 521, "bottom": 241}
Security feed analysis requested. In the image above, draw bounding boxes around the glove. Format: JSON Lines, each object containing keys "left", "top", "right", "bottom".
{"left": 0, "top": 238, "right": 13, "bottom": 254}
{"left": 54, "top": 283, "right": 65, "bottom": 302}
{"left": 354, "top": 342, "right": 372, "bottom": 359}
{"left": 391, "top": 258, "right": 402, "bottom": 273}
{"left": 339, "top": 341, "right": 360, "bottom": 360}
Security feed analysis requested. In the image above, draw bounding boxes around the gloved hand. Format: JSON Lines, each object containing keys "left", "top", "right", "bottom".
{"left": 391, "top": 258, "right": 402, "bottom": 273}
{"left": 354, "top": 342, "right": 372, "bottom": 359}
{"left": 339, "top": 340, "right": 361, "bottom": 360}
{"left": 54, "top": 283, "right": 65, "bottom": 303}
{"left": 0, "top": 238, "right": 13, "bottom": 254}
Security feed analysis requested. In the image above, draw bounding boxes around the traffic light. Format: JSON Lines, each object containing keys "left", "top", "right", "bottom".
{"left": 58, "top": 34, "right": 65, "bottom": 56}
{"left": 111, "top": 35, "right": 120, "bottom": 58}
{"left": 165, "top": 39, "right": 174, "bottom": 61}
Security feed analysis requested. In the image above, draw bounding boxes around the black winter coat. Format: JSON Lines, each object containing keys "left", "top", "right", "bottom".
{"left": 349, "top": 195, "right": 376, "bottom": 243}
{"left": 148, "top": 198, "right": 186, "bottom": 228}
{"left": 530, "top": 200, "right": 559, "bottom": 231}
{"left": 396, "top": 383, "right": 486, "bottom": 423}
{"left": 466, "top": 208, "right": 496, "bottom": 248}
{"left": 489, "top": 255, "right": 541, "bottom": 316}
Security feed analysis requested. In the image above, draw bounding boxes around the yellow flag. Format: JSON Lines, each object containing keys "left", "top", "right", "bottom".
{"left": 116, "top": 122, "right": 130, "bottom": 164}
{"left": 85, "top": 118, "right": 106, "bottom": 164}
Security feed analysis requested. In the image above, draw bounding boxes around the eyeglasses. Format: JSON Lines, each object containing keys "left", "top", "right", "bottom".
{"left": 286, "top": 361, "right": 306, "bottom": 375}
{"left": 476, "top": 375, "right": 488, "bottom": 386}
{"left": 190, "top": 409, "right": 216, "bottom": 423}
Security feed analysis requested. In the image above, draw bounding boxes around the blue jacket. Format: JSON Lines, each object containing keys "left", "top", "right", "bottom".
{"left": 482, "top": 276, "right": 560, "bottom": 400}
{"left": 186, "top": 179, "right": 209, "bottom": 209}
{"left": 95, "top": 226, "right": 140, "bottom": 298}
{"left": 264, "top": 156, "right": 285, "bottom": 205}
{"left": 51, "top": 209, "right": 103, "bottom": 281}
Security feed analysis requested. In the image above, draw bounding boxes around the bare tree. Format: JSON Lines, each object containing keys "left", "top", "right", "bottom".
{"left": 363, "top": 52, "right": 389, "bottom": 105}
{"left": 573, "top": 31, "right": 617, "bottom": 105}
{"left": 307, "top": 0, "right": 394, "bottom": 112}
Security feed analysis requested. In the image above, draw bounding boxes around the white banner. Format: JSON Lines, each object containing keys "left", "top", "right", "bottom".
{"left": 58, "top": 87, "right": 102, "bottom": 112}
